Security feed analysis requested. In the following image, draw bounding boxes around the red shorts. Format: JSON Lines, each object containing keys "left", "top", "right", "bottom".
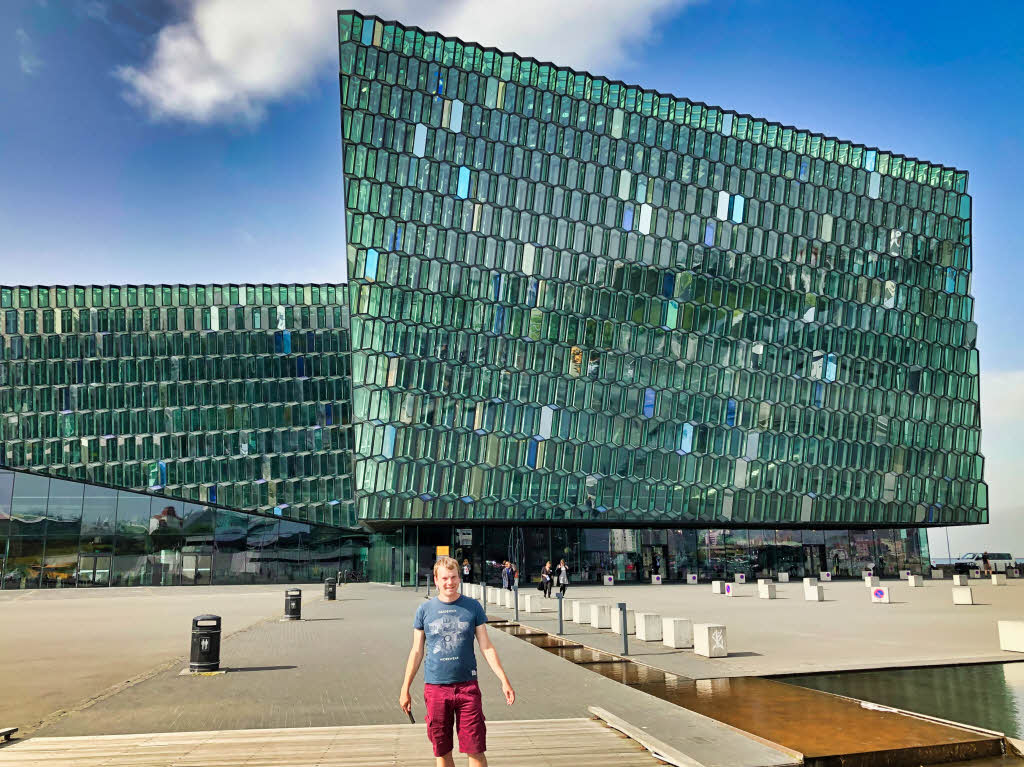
{"left": 423, "top": 680, "right": 486, "bottom": 756}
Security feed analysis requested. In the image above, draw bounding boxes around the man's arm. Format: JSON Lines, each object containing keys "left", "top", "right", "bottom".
{"left": 398, "top": 629, "right": 426, "bottom": 714}
{"left": 475, "top": 623, "right": 515, "bottom": 705}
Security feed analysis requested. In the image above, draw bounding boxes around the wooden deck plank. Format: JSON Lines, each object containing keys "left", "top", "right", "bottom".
{"left": 0, "top": 719, "right": 666, "bottom": 767}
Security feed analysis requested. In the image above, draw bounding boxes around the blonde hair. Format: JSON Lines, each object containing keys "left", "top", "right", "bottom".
{"left": 433, "top": 556, "right": 460, "bottom": 578}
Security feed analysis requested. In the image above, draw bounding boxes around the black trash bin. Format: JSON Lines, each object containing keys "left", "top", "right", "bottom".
{"left": 284, "top": 588, "right": 302, "bottom": 620}
{"left": 190, "top": 615, "right": 221, "bottom": 672}
{"left": 324, "top": 578, "right": 337, "bottom": 601}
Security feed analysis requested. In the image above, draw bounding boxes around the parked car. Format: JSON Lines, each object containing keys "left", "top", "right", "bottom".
{"left": 953, "top": 552, "right": 1014, "bottom": 573}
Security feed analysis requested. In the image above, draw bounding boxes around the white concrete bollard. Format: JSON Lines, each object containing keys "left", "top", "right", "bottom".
{"left": 572, "top": 601, "right": 591, "bottom": 624}
{"left": 953, "top": 574, "right": 968, "bottom": 586}
{"left": 712, "top": 580, "right": 725, "bottom": 594}
{"left": 819, "top": 571, "right": 832, "bottom": 582}
{"left": 603, "top": 574, "right": 615, "bottom": 586}
{"left": 734, "top": 573, "right": 747, "bottom": 584}
{"left": 651, "top": 574, "right": 663, "bottom": 585}
{"left": 562, "top": 598, "right": 576, "bottom": 616}
{"left": 871, "top": 586, "right": 892, "bottom": 604}
{"left": 612, "top": 608, "right": 636, "bottom": 635}
{"left": 803, "top": 577, "right": 818, "bottom": 588}
{"left": 590, "top": 603, "right": 612, "bottom": 628}
{"left": 993, "top": 573, "right": 1007, "bottom": 586}
{"left": 952, "top": 586, "right": 974, "bottom": 605}
{"left": 686, "top": 573, "right": 698, "bottom": 585}
{"left": 694, "top": 623, "right": 728, "bottom": 658}
{"left": 998, "top": 621, "right": 1024, "bottom": 652}
{"left": 758, "top": 578, "right": 772, "bottom": 585}
{"left": 900, "top": 570, "right": 911, "bottom": 581}
{"left": 931, "top": 569, "right": 945, "bottom": 579}
{"left": 777, "top": 573, "right": 790, "bottom": 583}
{"left": 970, "top": 569, "right": 982, "bottom": 579}
{"left": 758, "top": 583, "right": 777, "bottom": 599}
{"left": 864, "top": 576, "right": 880, "bottom": 588}
{"left": 725, "top": 582, "right": 740, "bottom": 597}
{"left": 804, "top": 584, "right": 825, "bottom": 602}
{"left": 1009, "top": 569, "right": 1020, "bottom": 578}
{"left": 503, "top": 590, "right": 514, "bottom": 608}
{"left": 662, "top": 617, "right": 693, "bottom": 649}
{"left": 908, "top": 575, "right": 923, "bottom": 588}
{"left": 524, "top": 594, "right": 547, "bottom": 613}
{"left": 636, "top": 613, "right": 662, "bottom": 641}
{"left": 861, "top": 570, "right": 873, "bottom": 578}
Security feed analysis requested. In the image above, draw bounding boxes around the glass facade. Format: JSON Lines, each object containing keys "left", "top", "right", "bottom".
{"left": 364, "top": 522, "right": 930, "bottom": 585}
{"left": 0, "top": 11, "right": 989, "bottom": 587}
{"left": 339, "top": 11, "right": 986, "bottom": 529}
{"left": 0, "top": 466, "right": 368, "bottom": 589}
{"left": 0, "top": 283, "right": 356, "bottom": 526}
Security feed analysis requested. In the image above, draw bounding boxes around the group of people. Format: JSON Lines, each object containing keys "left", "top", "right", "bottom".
{"left": 538, "top": 559, "right": 570, "bottom": 598}
{"left": 459, "top": 557, "right": 572, "bottom": 597}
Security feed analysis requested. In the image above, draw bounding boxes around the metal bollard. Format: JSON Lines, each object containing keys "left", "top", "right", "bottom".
{"left": 617, "top": 602, "right": 629, "bottom": 656}
{"left": 190, "top": 615, "right": 221, "bottom": 672}
{"left": 513, "top": 584, "right": 519, "bottom": 622}
{"left": 557, "top": 592, "right": 564, "bottom": 635}
{"left": 324, "top": 577, "right": 337, "bottom": 601}
{"left": 284, "top": 588, "right": 302, "bottom": 620}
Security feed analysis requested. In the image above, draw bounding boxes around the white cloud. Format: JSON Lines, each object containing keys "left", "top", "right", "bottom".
{"left": 16, "top": 28, "right": 44, "bottom": 75}
{"left": 116, "top": 0, "right": 695, "bottom": 124}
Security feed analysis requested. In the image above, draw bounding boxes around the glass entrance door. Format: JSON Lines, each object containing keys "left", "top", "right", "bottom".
{"left": 76, "top": 555, "right": 111, "bottom": 586}
{"left": 803, "top": 544, "right": 826, "bottom": 575}
{"left": 181, "top": 553, "right": 212, "bottom": 585}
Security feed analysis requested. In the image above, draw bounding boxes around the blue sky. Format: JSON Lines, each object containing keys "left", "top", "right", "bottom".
{"left": 2, "top": 0, "right": 1022, "bottom": 555}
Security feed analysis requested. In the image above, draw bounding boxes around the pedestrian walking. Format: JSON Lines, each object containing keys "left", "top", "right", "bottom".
{"left": 500, "top": 561, "right": 509, "bottom": 590}
{"left": 509, "top": 562, "right": 519, "bottom": 589}
{"left": 399, "top": 556, "right": 515, "bottom": 767}
{"left": 462, "top": 559, "right": 473, "bottom": 584}
{"left": 555, "top": 558, "right": 570, "bottom": 597}
{"left": 982, "top": 552, "right": 991, "bottom": 576}
{"left": 541, "top": 561, "right": 553, "bottom": 598}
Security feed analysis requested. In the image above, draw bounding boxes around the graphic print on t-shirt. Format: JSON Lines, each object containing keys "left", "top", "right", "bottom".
{"left": 427, "top": 612, "right": 470, "bottom": 655}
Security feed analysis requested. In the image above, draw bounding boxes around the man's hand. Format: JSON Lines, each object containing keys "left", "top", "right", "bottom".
{"left": 502, "top": 680, "right": 515, "bottom": 706}
{"left": 399, "top": 688, "right": 412, "bottom": 714}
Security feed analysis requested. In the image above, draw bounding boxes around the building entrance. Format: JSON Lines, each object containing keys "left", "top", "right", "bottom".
{"left": 76, "top": 555, "right": 111, "bottom": 586}
{"left": 641, "top": 545, "right": 669, "bottom": 580}
{"left": 803, "top": 544, "right": 826, "bottom": 575}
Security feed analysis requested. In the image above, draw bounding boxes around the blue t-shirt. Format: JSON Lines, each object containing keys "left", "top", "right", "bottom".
{"left": 414, "top": 595, "right": 488, "bottom": 684}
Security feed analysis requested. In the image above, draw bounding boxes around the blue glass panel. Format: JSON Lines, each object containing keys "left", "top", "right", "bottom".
{"left": 383, "top": 425, "right": 396, "bottom": 459}
{"left": 864, "top": 150, "right": 877, "bottom": 172}
{"left": 662, "top": 273, "right": 675, "bottom": 298}
{"left": 726, "top": 398, "right": 737, "bottom": 426}
{"left": 360, "top": 19, "right": 374, "bottom": 45}
{"left": 945, "top": 268, "right": 956, "bottom": 293}
{"left": 457, "top": 166, "right": 470, "bottom": 198}
{"left": 731, "top": 195, "right": 745, "bottom": 224}
{"left": 413, "top": 124, "right": 427, "bottom": 157}
{"left": 677, "top": 423, "right": 694, "bottom": 454}
{"left": 526, "top": 439, "right": 538, "bottom": 468}
{"left": 622, "top": 205, "right": 634, "bottom": 230}
{"left": 365, "top": 248, "right": 379, "bottom": 279}
{"left": 643, "top": 387, "right": 656, "bottom": 418}
{"left": 704, "top": 221, "right": 716, "bottom": 247}
{"left": 824, "top": 354, "right": 837, "bottom": 383}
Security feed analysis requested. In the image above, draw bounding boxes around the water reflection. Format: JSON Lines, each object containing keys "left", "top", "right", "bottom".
{"left": 783, "top": 663, "right": 1024, "bottom": 738}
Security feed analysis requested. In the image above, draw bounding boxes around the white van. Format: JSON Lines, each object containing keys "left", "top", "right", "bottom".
{"left": 953, "top": 553, "right": 1014, "bottom": 573}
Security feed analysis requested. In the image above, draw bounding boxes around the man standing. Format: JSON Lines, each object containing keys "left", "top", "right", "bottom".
{"left": 400, "top": 556, "right": 515, "bottom": 767}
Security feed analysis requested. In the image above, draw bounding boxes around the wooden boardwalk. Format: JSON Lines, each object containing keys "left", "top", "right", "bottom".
{"left": 0, "top": 718, "right": 667, "bottom": 767}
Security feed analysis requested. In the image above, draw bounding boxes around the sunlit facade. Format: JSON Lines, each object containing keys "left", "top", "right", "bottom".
{"left": 337, "top": 11, "right": 984, "bottom": 581}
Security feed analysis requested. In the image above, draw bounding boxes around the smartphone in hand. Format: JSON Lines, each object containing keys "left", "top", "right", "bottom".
{"left": 406, "top": 710, "right": 415, "bottom": 724}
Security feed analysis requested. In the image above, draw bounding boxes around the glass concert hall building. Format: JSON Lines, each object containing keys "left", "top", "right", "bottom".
{"left": 0, "top": 11, "right": 985, "bottom": 588}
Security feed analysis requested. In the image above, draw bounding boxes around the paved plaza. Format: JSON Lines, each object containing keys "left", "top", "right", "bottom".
{"left": 0, "top": 583, "right": 795, "bottom": 767}
{"left": 503, "top": 578, "right": 1024, "bottom": 678}
{"left": 2, "top": 579, "right": 1022, "bottom": 766}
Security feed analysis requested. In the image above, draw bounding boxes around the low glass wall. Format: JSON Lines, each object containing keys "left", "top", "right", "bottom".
{"left": 0, "top": 467, "right": 368, "bottom": 589}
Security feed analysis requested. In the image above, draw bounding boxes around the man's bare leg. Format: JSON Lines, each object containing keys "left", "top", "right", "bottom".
{"left": 467, "top": 753, "right": 487, "bottom": 767}
{"left": 435, "top": 752, "right": 455, "bottom": 767}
